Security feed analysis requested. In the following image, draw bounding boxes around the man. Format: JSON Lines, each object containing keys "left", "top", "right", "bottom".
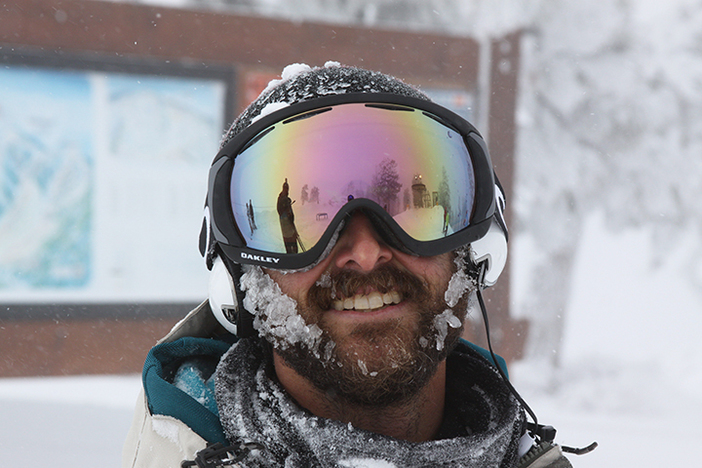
{"left": 123, "top": 63, "right": 581, "bottom": 467}
{"left": 276, "top": 178, "right": 299, "bottom": 253}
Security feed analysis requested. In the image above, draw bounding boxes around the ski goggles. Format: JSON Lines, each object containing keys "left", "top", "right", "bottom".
{"left": 206, "top": 93, "right": 498, "bottom": 270}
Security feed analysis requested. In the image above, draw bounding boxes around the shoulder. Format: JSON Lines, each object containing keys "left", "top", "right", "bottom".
{"left": 451, "top": 341, "right": 575, "bottom": 468}
{"left": 122, "top": 390, "right": 209, "bottom": 468}
{"left": 123, "top": 302, "right": 237, "bottom": 467}
{"left": 453, "top": 338, "right": 509, "bottom": 376}
{"left": 142, "top": 335, "right": 231, "bottom": 444}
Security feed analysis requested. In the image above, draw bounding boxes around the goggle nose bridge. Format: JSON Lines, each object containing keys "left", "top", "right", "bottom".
{"left": 331, "top": 201, "right": 417, "bottom": 256}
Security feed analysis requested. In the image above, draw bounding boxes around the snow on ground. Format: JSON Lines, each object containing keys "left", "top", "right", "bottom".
{"left": 511, "top": 211, "right": 702, "bottom": 466}
{"left": 2, "top": 213, "right": 700, "bottom": 466}
{"left": 0, "top": 374, "right": 141, "bottom": 467}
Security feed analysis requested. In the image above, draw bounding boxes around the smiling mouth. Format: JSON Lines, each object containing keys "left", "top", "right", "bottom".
{"left": 331, "top": 290, "right": 402, "bottom": 311}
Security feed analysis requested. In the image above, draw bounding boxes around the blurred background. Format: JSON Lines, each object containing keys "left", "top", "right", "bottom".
{"left": 1, "top": 0, "right": 700, "bottom": 466}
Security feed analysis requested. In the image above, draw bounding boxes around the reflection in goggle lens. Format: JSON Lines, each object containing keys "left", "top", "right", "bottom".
{"left": 230, "top": 103, "right": 476, "bottom": 255}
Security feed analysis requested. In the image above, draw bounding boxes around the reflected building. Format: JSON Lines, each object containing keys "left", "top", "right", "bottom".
{"left": 412, "top": 174, "right": 431, "bottom": 208}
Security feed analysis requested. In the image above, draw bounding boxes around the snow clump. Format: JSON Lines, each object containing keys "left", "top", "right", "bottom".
{"left": 432, "top": 310, "right": 462, "bottom": 351}
{"left": 239, "top": 265, "right": 324, "bottom": 356}
{"left": 151, "top": 417, "right": 180, "bottom": 444}
{"left": 444, "top": 246, "right": 474, "bottom": 307}
{"left": 249, "top": 101, "right": 290, "bottom": 124}
{"left": 261, "top": 63, "right": 313, "bottom": 96}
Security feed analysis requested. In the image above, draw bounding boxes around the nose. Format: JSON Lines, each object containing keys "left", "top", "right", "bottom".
{"left": 333, "top": 211, "right": 393, "bottom": 272}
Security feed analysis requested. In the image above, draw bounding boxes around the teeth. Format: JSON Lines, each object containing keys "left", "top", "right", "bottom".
{"left": 391, "top": 291, "right": 401, "bottom": 303}
{"left": 368, "top": 292, "right": 384, "bottom": 309}
{"left": 354, "top": 295, "right": 370, "bottom": 310}
{"left": 382, "top": 292, "right": 394, "bottom": 304}
{"left": 332, "top": 290, "right": 402, "bottom": 311}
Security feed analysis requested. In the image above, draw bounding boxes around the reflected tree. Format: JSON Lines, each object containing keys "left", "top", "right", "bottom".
{"left": 370, "top": 158, "right": 402, "bottom": 212}
{"left": 438, "top": 166, "right": 451, "bottom": 213}
{"left": 301, "top": 184, "right": 309, "bottom": 205}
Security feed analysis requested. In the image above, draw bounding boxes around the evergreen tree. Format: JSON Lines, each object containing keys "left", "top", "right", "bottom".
{"left": 370, "top": 158, "right": 402, "bottom": 211}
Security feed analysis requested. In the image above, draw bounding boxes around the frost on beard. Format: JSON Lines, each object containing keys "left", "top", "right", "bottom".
{"left": 445, "top": 247, "right": 475, "bottom": 308}
{"left": 424, "top": 247, "right": 474, "bottom": 351}
{"left": 239, "top": 265, "right": 324, "bottom": 356}
{"left": 432, "top": 310, "right": 462, "bottom": 351}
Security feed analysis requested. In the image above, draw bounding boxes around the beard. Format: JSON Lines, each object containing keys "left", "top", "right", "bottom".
{"left": 243, "top": 257, "right": 474, "bottom": 408}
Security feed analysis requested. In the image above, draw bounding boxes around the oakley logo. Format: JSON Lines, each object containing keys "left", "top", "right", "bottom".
{"left": 241, "top": 252, "right": 281, "bottom": 264}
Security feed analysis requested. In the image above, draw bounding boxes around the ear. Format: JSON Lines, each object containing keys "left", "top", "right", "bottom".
{"left": 208, "top": 255, "right": 240, "bottom": 335}
{"left": 469, "top": 183, "right": 508, "bottom": 288}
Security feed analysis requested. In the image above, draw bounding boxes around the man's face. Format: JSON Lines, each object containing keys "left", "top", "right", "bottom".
{"left": 254, "top": 212, "right": 472, "bottom": 406}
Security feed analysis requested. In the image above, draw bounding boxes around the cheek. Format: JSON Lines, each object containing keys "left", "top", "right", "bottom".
{"left": 264, "top": 268, "right": 323, "bottom": 302}
{"left": 402, "top": 253, "right": 455, "bottom": 289}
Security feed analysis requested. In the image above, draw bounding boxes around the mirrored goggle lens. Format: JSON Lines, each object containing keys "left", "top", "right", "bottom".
{"left": 230, "top": 102, "right": 476, "bottom": 254}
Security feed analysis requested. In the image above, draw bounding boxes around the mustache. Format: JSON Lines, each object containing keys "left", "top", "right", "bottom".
{"left": 307, "top": 263, "right": 430, "bottom": 311}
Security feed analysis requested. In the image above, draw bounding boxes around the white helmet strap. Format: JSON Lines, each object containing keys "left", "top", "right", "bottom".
{"left": 469, "top": 183, "right": 508, "bottom": 288}
{"left": 208, "top": 256, "right": 240, "bottom": 335}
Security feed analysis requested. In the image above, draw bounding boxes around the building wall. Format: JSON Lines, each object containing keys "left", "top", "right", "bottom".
{"left": 0, "top": 0, "right": 523, "bottom": 375}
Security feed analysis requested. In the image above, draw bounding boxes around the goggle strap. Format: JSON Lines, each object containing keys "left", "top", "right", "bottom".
{"left": 219, "top": 254, "right": 257, "bottom": 338}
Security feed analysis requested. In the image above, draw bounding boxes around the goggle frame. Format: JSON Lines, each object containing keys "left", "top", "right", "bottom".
{"left": 205, "top": 93, "right": 498, "bottom": 270}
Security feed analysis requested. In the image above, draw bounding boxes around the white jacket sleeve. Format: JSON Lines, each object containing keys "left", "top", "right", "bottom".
{"left": 122, "top": 389, "right": 208, "bottom": 468}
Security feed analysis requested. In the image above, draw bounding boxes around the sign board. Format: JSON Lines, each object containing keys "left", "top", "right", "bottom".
{"left": 0, "top": 65, "right": 226, "bottom": 303}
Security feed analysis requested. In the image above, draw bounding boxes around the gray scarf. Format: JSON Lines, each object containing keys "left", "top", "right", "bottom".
{"left": 215, "top": 338, "right": 525, "bottom": 468}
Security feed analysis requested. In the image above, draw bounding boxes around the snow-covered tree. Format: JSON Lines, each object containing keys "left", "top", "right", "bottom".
{"left": 514, "top": 0, "right": 702, "bottom": 370}
{"left": 438, "top": 166, "right": 451, "bottom": 214}
{"left": 370, "top": 158, "right": 402, "bottom": 212}
{"left": 301, "top": 184, "right": 309, "bottom": 205}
